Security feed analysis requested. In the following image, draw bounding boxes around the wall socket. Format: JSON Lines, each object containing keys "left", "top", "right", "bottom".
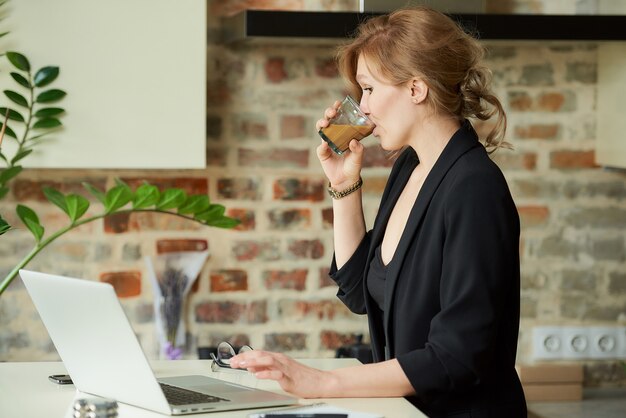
{"left": 533, "top": 326, "right": 626, "bottom": 360}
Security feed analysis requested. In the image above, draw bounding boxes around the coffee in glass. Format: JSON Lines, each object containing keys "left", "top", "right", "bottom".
{"left": 318, "top": 96, "right": 375, "bottom": 155}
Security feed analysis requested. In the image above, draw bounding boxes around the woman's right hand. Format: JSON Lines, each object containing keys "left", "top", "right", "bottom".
{"left": 316, "top": 100, "right": 364, "bottom": 190}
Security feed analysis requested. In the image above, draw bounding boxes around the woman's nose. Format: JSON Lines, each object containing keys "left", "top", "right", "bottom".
{"left": 359, "top": 96, "right": 370, "bottom": 114}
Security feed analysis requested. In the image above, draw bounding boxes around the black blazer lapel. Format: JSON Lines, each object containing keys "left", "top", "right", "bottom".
{"left": 382, "top": 121, "right": 482, "bottom": 356}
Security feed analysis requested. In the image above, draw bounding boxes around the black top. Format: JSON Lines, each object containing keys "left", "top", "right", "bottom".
{"left": 367, "top": 246, "right": 387, "bottom": 311}
{"left": 329, "top": 121, "right": 526, "bottom": 418}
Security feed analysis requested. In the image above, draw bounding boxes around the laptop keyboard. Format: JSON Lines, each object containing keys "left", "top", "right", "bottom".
{"left": 159, "top": 383, "right": 230, "bottom": 405}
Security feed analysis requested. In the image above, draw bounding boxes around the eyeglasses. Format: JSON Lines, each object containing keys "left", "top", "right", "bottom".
{"left": 209, "top": 341, "right": 252, "bottom": 372}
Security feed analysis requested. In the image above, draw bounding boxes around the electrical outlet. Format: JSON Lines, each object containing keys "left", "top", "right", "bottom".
{"left": 533, "top": 326, "right": 626, "bottom": 360}
{"left": 533, "top": 326, "right": 564, "bottom": 360}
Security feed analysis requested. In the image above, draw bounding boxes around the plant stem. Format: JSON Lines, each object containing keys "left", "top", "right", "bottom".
{"left": 0, "top": 209, "right": 207, "bottom": 295}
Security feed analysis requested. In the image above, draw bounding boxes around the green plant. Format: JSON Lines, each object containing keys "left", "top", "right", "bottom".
{"left": 0, "top": 51, "right": 66, "bottom": 200}
{"left": 0, "top": 179, "right": 240, "bottom": 295}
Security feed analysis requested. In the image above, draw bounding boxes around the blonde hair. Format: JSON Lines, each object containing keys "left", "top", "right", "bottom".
{"left": 337, "top": 6, "right": 509, "bottom": 153}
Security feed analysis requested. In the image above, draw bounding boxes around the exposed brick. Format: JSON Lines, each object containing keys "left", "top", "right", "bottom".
{"left": 362, "top": 177, "right": 388, "bottom": 196}
{"left": 206, "top": 147, "right": 228, "bottom": 167}
{"left": 608, "top": 272, "right": 626, "bottom": 294}
{"left": 128, "top": 212, "right": 203, "bottom": 232}
{"left": 589, "top": 237, "right": 625, "bottom": 261}
{"left": 550, "top": 150, "right": 597, "bottom": 169}
{"left": 362, "top": 145, "right": 396, "bottom": 168}
{"left": 563, "top": 207, "right": 626, "bottom": 229}
{"left": 273, "top": 178, "right": 325, "bottom": 201}
{"left": 265, "top": 57, "right": 288, "bottom": 83}
{"left": 209, "top": 0, "right": 302, "bottom": 17}
{"left": 280, "top": 115, "right": 308, "bottom": 139}
{"left": 232, "top": 113, "right": 269, "bottom": 140}
{"left": 122, "top": 243, "right": 142, "bottom": 261}
{"left": 514, "top": 124, "right": 560, "bottom": 140}
{"left": 227, "top": 208, "right": 255, "bottom": 231}
{"left": 315, "top": 58, "right": 339, "bottom": 78}
{"left": 320, "top": 330, "right": 360, "bottom": 350}
{"left": 157, "top": 239, "right": 208, "bottom": 254}
{"left": 263, "top": 269, "right": 307, "bottom": 291}
{"left": 322, "top": 207, "right": 333, "bottom": 229}
{"left": 492, "top": 152, "right": 537, "bottom": 170}
{"left": 264, "top": 333, "right": 307, "bottom": 351}
{"left": 104, "top": 212, "right": 130, "bottom": 234}
{"left": 520, "top": 295, "right": 537, "bottom": 318}
{"left": 562, "top": 181, "right": 626, "bottom": 200}
{"left": 206, "top": 114, "right": 223, "bottom": 140}
{"left": 210, "top": 269, "right": 248, "bottom": 292}
{"left": 217, "top": 178, "right": 262, "bottom": 200}
{"left": 233, "top": 239, "right": 281, "bottom": 261}
{"left": 508, "top": 92, "right": 532, "bottom": 111}
{"left": 239, "top": 148, "right": 309, "bottom": 169}
{"left": 268, "top": 208, "right": 311, "bottom": 230}
{"left": 287, "top": 239, "right": 324, "bottom": 259}
{"left": 537, "top": 234, "right": 579, "bottom": 260}
{"left": 100, "top": 271, "right": 141, "bottom": 298}
{"left": 195, "top": 300, "right": 267, "bottom": 324}
{"left": 13, "top": 178, "right": 107, "bottom": 202}
{"left": 278, "top": 299, "right": 352, "bottom": 320}
{"left": 566, "top": 62, "right": 597, "bottom": 84}
{"left": 206, "top": 79, "right": 231, "bottom": 106}
{"left": 519, "top": 63, "right": 554, "bottom": 86}
{"left": 121, "top": 177, "right": 208, "bottom": 195}
{"left": 560, "top": 270, "right": 597, "bottom": 292}
{"left": 538, "top": 92, "right": 571, "bottom": 112}
{"left": 517, "top": 205, "right": 550, "bottom": 227}
{"left": 521, "top": 271, "right": 547, "bottom": 290}
{"left": 319, "top": 266, "right": 335, "bottom": 288}
{"left": 584, "top": 362, "right": 626, "bottom": 386}
{"left": 512, "top": 179, "right": 559, "bottom": 199}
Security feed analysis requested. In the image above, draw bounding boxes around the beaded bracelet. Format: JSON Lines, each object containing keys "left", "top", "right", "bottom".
{"left": 327, "top": 177, "right": 363, "bottom": 199}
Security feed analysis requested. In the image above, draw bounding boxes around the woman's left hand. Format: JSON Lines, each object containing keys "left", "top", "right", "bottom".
{"left": 229, "top": 350, "right": 336, "bottom": 398}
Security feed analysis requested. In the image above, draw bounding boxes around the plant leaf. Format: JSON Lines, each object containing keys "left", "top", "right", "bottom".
{"left": 16, "top": 204, "right": 44, "bottom": 241}
{"left": 34, "top": 66, "right": 59, "bottom": 87}
{"left": 11, "top": 149, "right": 33, "bottom": 165}
{"left": 205, "top": 216, "right": 240, "bottom": 229}
{"left": 133, "top": 184, "right": 160, "bottom": 209}
{"left": 0, "top": 107, "right": 25, "bottom": 122}
{"left": 3, "top": 90, "right": 28, "bottom": 107}
{"left": 32, "top": 118, "right": 62, "bottom": 129}
{"left": 156, "top": 188, "right": 187, "bottom": 210}
{"left": 0, "top": 166, "right": 22, "bottom": 183}
{"left": 36, "top": 89, "right": 66, "bottom": 103}
{"left": 178, "top": 194, "right": 210, "bottom": 215}
{"left": 65, "top": 194, "right": 89, "bottom": 222}
{"left": 82, "top": 182, "right": 106, "bottom": 203}
{"left": 0, "top": 32, "right": 9, "bottom": 40}
{"left": 10, "top": 72, "right": 30, "bottom": 88}
{"left": 104, "top": 184, "right": 133, "bottom": 213}
{"left": 34, "top": 107, "right": 64, "bottom": 118}
{"left": 195, "top": 204, "right": 225, "bottom": 222}
{"left": 0, "top": 186, "right": 8, "bottom": 199}
{"left": 0, "top": 214, "right": 10, "bottom": 235}
{"left": 6, "top": 52, "right": 30, "bottom": 71}
{"left": 0, "top": 122, "right": 17, "bottom": 139}
{"left": 42, "top": 186, "right": 68, "bottom": 214}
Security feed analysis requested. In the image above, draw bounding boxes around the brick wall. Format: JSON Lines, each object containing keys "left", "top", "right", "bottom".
{"left": 1, "top": 0, "right": 625, "bottom": 387}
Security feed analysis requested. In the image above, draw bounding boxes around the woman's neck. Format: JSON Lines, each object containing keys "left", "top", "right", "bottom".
{"left": 409, "top": 115, "right": 461, "bottom": 170}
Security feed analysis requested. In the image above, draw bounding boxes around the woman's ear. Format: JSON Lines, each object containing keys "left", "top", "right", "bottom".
{"left": 409, "top": 78, "right": 428, "bottom": 104}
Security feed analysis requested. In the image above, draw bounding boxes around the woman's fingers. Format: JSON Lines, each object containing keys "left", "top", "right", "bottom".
{"left": 253, "top": 369, "right": 285, "bottom": 380}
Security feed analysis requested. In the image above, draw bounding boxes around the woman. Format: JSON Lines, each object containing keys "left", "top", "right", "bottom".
{"left": 231, "top": 6, "right": 527, "bottom": 417}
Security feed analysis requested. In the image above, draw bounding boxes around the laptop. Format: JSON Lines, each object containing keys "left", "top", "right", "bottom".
{"left": 19, "top": 269, "right": 297, "bottom": 415}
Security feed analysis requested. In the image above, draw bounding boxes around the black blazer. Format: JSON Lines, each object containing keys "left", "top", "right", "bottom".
{"left": 330, "top": 122, "right": 526, "bottom": 417}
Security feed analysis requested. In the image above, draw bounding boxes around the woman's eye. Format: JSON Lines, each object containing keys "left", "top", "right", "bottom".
{"left": 363, "top": 87, "right": 373, "bottom": 93}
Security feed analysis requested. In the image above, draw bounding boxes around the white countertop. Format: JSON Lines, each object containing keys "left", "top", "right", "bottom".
{"left": 0, "top": 359, "right": 426, "bottom": 418}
